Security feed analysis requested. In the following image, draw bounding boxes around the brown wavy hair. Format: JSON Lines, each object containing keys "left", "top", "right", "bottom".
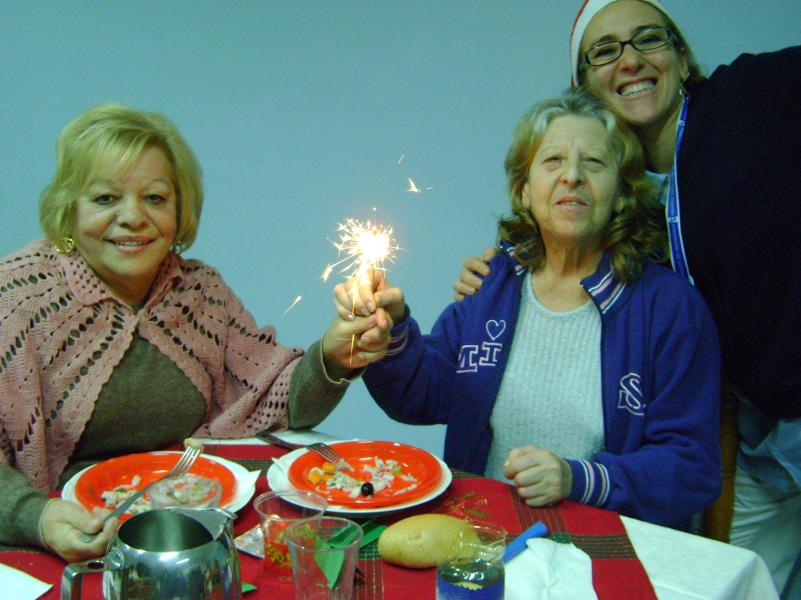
{"left": 498, "top": 87, "right": 665, "bottom": 282}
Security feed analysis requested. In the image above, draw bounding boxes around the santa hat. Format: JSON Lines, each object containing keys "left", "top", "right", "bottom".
{"left": 570, "top": 0, "right": 679, "bottom": 85}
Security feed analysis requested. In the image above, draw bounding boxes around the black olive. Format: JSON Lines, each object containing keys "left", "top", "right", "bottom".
{"left": 360, "top": 482, "right": 374, "bottom": 496}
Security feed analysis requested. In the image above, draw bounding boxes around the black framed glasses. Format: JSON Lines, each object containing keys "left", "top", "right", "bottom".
{"left": 584, "top": 26, "right": 676, "bottom": 67}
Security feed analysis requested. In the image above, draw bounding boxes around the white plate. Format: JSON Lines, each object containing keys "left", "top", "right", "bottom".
{"left": 267, "top": 445, "right": 452, "bottom": 517}
{"left": 61, "top": 451, "right": 256, "bottom": 514}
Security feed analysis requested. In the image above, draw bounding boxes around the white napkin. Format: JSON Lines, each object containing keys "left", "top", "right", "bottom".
{"left": 269, "top": 430, "right": 342, "bottom": 446}
{"left": 505, "top": 538, "right": 598, "bottom": 600}
{"left": 272, "top": 453, "right": 291, "bottom": 472}
{"left": 0, "top": 563, "right": 52, "bottom": 600}
{"left": 239, "top": 470, "right": 261, "bottom": 497}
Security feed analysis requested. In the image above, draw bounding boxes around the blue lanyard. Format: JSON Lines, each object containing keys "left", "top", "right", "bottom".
{"left": 665, "top": 95, "right": 694, "bottom": 285}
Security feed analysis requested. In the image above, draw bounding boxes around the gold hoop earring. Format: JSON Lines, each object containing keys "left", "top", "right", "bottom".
{"left": 55, "top": 237, "right": 75, "bottom": 255}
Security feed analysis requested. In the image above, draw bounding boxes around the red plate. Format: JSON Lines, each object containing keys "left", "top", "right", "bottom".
{"left": 287, "top": 441, "right": 442, "bottom": 508}
{"left": 74, "top": 452, "right": 237, "bottom": 520}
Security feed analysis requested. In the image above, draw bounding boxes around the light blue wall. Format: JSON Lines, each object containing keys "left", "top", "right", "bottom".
{"left": 2, "top": 1, "right": 798, "bottom": 457}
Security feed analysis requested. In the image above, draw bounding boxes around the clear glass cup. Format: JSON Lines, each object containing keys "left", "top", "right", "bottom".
{"left": 285, "top": 516, "right": 363, "bottom": 600}
{"left": 435, "top": 523, "right": 507, "bottom": 599}
{"left": 148, "top": 474, "right": 222, "bottom": 509}
{"left": 253, "top": 490, "right": 328, "bottom": 583}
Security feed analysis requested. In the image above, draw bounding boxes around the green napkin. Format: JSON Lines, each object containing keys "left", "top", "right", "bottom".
{"left": 315, "top": 519, "right": 386, "bottom": 589}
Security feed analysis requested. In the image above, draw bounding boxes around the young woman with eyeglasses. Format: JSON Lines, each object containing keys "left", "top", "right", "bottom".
{"left": 453, "top": 1, "right": 801, "bottom": 595}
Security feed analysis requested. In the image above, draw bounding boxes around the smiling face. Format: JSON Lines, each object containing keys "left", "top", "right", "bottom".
{"left": 72, "top": 145, "right": 177, "bottom": 305}
{"left": 580, "top": 0, "right": 687, "bottom": 135}
{"left": 522, "top": 115, "right": 622, "bottom": 254}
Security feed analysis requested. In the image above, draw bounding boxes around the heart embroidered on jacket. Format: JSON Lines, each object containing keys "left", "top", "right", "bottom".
{"left": 485, "top": 319, "right": 506, "bottom": 341}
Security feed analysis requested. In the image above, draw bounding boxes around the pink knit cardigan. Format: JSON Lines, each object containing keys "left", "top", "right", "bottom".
{"left": 0, "top": 240, "right": 302, "bottom": 492}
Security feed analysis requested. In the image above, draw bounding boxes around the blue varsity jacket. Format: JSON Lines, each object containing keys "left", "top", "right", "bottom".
{"left": 363, "top": 245, "right": 722, "bottom": 528}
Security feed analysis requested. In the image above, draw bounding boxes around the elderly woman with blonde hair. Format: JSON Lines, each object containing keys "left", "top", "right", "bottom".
{"left": 0, "top": 104, "right": 390, "bottom": 561}
{"left": 335, "top": 87, "right": 721, "bottom": 529}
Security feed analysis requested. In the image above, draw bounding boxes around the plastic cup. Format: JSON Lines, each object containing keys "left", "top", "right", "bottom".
{"left": 435, "top": 523, "right": 507, "bottom": 599}
{"left": 285, "top": 516, "right": 363, "bottom": 600}
{"left": 253, "top": 490, "right": 328, "bottom": 582}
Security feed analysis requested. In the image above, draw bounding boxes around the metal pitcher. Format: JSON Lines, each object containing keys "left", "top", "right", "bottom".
{"left": 61, "top": 507, "right": 241, "bottom": 600}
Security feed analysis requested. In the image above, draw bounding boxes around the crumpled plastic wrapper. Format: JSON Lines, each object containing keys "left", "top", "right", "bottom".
{"left": 234, "top": 524, "right": 264, "bottom": 559}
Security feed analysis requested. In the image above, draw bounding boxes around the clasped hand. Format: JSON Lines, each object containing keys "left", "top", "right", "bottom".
{"left": 322, "top": 269, "right": 405, "bottom": 378}
{"left": 504, "top": 445, "right": 572, "bottom": 507}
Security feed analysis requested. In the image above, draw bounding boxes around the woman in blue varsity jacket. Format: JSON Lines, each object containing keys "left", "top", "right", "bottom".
{"left": 334, "top": 88, "right": 721, "bottom": 529}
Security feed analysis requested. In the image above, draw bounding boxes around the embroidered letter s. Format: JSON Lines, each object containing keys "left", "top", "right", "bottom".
{"left": 618, "top": 372, "right": 645, "bottom": 416}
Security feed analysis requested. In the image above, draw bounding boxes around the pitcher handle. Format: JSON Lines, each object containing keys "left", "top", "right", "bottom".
{"left": 61, "top": 551, "right": 121, "bottom": 600}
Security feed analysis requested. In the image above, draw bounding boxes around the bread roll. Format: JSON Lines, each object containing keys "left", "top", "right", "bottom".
{"left": 377, "top": 514, "right": 478, "bottom": 568}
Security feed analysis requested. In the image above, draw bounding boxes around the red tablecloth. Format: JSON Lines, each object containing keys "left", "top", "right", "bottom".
{"left": 0, "top": 443, "right": 657, "bottom": 599}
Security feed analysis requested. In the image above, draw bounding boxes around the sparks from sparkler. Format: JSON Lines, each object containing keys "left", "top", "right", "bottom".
{"left": 321, "top": 218, "right": 401, "bottom": 364}
{"left": 283, "top": 295, "right": 302, "bottom": 316}
{"left": 321, "top": 218, "right": 400, "bottom": 283}
{"left": 406, "top": 177, "right": 421, "bottom": 193}
{"left": 406, "top": 176, "right": 434, "bottom": 194}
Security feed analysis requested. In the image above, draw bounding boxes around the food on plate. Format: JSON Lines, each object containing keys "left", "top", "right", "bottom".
{"left": 287, "top": 440, "right": 444, "bottom": 508}
{"left": 378, "top": 514, "right": 479, "bottom": 568}
{"left": 72, "top": 451, "right": 242, "bottom": 520}
{"left": 93, "top": 475, "right": 149, "bottom": 517}
{"left": 149, "top": 474, "right": 222, "bottom": 509}
{"left": 307, "top": 456, "right": 418, "bottom": 499}
{"left": 92, "top": 473, "right": 222, "bottom": 516}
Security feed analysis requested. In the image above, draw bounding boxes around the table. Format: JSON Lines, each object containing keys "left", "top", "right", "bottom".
{"left": 622, "top": 516, "right": 777, "bottom": 600}
{"left": 0, "top": 437, "right": 778, "bottom": 600}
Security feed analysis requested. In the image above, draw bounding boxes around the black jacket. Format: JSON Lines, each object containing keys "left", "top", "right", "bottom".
{"left": 679, "top": 46, "right": 801, "bottom": 420}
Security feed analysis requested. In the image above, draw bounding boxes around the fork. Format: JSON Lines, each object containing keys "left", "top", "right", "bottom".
{"left": 79, "top": 442, "right": 202, "bottom": 542}
{"left": 307, "top": 442, "right": 353, "bottom": 470}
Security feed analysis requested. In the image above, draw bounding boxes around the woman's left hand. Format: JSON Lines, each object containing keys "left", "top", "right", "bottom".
{"left": 504, "top": 445, "right": 572, "bottom": 507}
{"left": 321, "top": 312, "right": 393, "bottom": 379}
{"left": 332, "top": 268, "right": 405, "bottom": 324}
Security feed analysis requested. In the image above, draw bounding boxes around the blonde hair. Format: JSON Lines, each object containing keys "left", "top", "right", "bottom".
{"left": 499, "top": 87, "right": 665, "bottom": 281}
{"left": 39, "top": 104, "right": 203, "bottom": 250}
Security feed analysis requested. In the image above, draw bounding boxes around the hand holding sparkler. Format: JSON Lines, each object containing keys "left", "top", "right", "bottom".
{"left": 333, "top": 268, "right": 406, "bottom": 326}
{"left": 323, "top": 218, "right": 403, "bottom": 365}
{"left": 321, "top": 312, "right": 393, "bottom": 379}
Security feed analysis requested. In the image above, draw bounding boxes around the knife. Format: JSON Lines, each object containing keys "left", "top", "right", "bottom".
{"left": 503, "top": 521, "right": 549, "bottom": 562}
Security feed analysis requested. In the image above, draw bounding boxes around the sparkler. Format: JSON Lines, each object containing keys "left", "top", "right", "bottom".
{"left": 322, "top": 218, "right": 401, "bottom": 364}
{"left": 322, "top": 218, "right": 400, "bottom": 283}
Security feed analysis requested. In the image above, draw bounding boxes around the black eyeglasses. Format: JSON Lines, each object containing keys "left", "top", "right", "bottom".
{"left": 584, "top": 26, "right": 676, "bottom": 67}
